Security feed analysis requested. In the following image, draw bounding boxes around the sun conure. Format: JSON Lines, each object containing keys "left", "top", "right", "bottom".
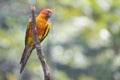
{"left": 20, "top": 9, "right": 53, "bottom": 73}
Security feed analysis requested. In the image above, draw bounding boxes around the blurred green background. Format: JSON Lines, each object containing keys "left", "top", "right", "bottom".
{"left": 0, "top": 0, "right": 120, "bottom": 80}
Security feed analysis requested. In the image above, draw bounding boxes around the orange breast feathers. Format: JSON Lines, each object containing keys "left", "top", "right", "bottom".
{"left": 28, "top": 19, "right": 48, "bottom": 43}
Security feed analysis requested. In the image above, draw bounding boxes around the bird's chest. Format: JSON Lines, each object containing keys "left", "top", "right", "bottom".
{"left": 36, "top": 20, "right": 47, "bottom": 36}
{"left": 29, "top": 20, "right": 47, "bottom": 39}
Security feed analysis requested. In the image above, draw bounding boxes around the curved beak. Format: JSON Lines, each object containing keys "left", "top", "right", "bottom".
{"left": 46, "top": 13, "right": 52, "bottom": 18}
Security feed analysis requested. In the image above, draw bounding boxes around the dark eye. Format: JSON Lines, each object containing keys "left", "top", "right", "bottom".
{"left": 46, "top": 13, "right": 52, "bottom": 18}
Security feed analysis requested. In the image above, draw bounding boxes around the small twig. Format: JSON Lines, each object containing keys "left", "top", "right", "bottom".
{"left": 31, "top": 5, "right": 50, "bottom": 80}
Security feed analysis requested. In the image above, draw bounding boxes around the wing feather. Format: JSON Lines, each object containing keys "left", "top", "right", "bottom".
{"left": 40, "top": 23, "right": 51, "bottom": 42}
{"left": 25, "top": 19, "right": 32, "bottom": 45}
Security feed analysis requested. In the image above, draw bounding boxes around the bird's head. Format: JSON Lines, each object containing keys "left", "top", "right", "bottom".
{"left": 40, "top": 9, "right": 53, "bottom": 19}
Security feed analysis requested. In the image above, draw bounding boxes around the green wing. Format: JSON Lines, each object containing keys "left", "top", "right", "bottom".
{"left": 25, "top": 19, "right": 32, "bottom": 45}
{"left": 40, "top": 23, "right": 51, "bottom": 42}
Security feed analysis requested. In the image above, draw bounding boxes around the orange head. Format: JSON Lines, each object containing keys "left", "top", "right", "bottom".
{"left": 40, "top": 9, "right": 53, "bottom": 19}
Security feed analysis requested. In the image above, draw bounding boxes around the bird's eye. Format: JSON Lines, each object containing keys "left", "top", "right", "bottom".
{"left": 46, "top": 13, "right": 52, "bottom": 18}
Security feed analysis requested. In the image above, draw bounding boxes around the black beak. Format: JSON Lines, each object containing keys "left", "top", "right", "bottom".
{"left": 46, "top": 13, "right": 52, "bottom": 18}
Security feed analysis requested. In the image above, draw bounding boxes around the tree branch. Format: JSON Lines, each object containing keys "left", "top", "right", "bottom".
{"left": 31, "top": 5, "right": 50, "bottom": 80}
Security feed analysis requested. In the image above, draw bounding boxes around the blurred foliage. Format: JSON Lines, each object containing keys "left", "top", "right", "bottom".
{"left": 0, "top": 0, "right": 120, "bottom": 80}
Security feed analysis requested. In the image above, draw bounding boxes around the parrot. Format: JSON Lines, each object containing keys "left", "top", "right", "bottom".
{"left": 20, "top": 9, "right": 53, "bottom": 73}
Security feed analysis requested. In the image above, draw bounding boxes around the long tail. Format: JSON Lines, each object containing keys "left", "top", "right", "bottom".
{"left": 20, "top": 45, "right": 34, "bottom": 73}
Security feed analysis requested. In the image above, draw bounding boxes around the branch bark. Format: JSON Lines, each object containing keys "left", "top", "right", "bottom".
{"left": 31, "top": 6, "right": 50, "bottom": 80}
